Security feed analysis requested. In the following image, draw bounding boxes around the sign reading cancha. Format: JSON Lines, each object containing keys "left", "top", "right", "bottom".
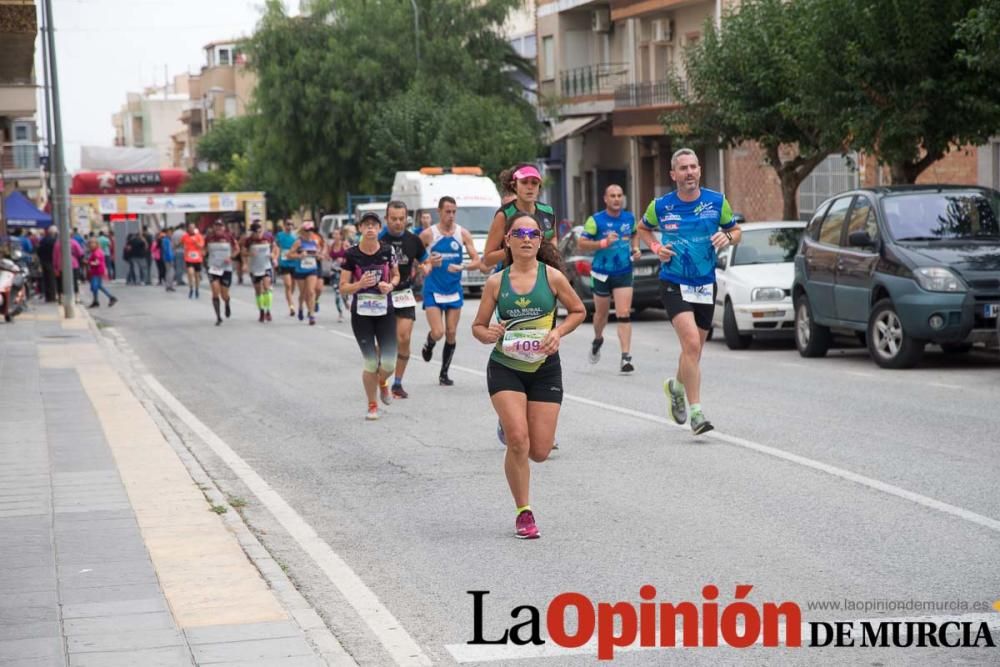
{"left": 71, "top": 169, "right": 188, "bottom": 195}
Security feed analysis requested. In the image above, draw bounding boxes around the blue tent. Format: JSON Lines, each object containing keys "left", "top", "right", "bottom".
{"left": 3, "top": 191, "right": 52, "bottom": 228}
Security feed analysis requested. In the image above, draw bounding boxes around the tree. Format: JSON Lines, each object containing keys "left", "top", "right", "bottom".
{"left": 246, "top": 0, "right": 541, "bottom": 209}
{"left": 957, "top": 0, "right": 1000, "bottom": 73}
{"left": 661, "top": 0, "right": 847, "bottom": 220}
{"left": 195, "top": 117, "right": 253, "bottom": 171}
{"left": 818, "top": 0, "right": 1000, "bottom": 183}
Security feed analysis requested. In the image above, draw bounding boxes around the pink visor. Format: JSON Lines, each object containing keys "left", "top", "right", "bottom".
{"left": 513, "top": 165, "right": 542, "bottom": 181}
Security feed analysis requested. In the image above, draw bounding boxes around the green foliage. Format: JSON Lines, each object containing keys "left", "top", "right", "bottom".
{"left": 817, "top": 0, "right": 1000, "bottom": 183}
{"left": 246, "top": 0, "right": 541, "bottom": 210}
{"left": 662, "top": 0, "right": 845, "bottom": 219}
{"left": 195, "top": 117, "right": 253, "bottom": 171}
{"left": 957, "top": 0, "right": 1000, "bottom": 72}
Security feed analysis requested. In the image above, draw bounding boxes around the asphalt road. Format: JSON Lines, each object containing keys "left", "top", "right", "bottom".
{"left": 91, "top": 280, "right": 1000, "bottom": 666}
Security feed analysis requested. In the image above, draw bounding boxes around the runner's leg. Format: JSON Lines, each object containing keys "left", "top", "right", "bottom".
{"left": 673, "top": 311, "right": 705, "bottom": 404}
{"left": 394, "top": 316, "right": 414, "bottom": 388}
{"left": 614, "top": 286, "right": 634, "bottom": 356}
{"left": 493, "top": 391, "right": 531, "bottom": 508}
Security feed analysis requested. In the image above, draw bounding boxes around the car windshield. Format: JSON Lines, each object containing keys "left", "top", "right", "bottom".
{"left": 882, "top": 192, "right": 1000, "bottom": 241}
{"left": 732, "top": 227, "right": 803, "bottom": 265}
{"left": 421, "top": 207, "right": 497, "bottom": 234}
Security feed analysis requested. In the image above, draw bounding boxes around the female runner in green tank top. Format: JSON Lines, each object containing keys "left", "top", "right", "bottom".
{"left": 480, "top": 164, "right": 557, "bottom": 273}
{"left": 472, "top": 212, "right": 585, "bottom": 539}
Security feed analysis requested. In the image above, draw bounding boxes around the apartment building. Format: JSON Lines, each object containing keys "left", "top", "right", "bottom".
{"left": 174, "top": 39, "right": 256, "bottom": 171}
{"left": 537, "top": 0, "right": 1000, "bottom": 224}
{"left": 111, "top": 75, "right": 189, "bottom": 169}
{"left": 505, "top": 0, "right": 539, "bottom": 105}
{"left": 0, "top": 0, "right": 45, "bottom": 206}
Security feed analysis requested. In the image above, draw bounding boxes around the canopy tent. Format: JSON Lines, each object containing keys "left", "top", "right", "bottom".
{"left": 3, "top": 191, "right": 52, "bottom": 228}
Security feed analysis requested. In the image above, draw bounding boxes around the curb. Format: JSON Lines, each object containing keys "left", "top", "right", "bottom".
{"left": 80, "top": 309, "right": 357, "bottom": 666}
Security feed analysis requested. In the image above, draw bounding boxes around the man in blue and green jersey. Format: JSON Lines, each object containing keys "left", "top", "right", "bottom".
{"left": 577, "top": 184, "right": 641, "bottom": 373}
{"left": 637, "top": 148, "right": 742, "bottom": 435}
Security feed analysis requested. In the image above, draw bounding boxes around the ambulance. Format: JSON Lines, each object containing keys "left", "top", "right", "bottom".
{"left": 390, "top": 167, "right": 501, "bottom": 293}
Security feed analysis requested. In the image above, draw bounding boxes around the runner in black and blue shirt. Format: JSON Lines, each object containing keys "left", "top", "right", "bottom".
{"left": 577, "top": 184, "right": 641, "bottom": 373}
{"left": 637, "top": 148, "right": 742, "bottom": 435}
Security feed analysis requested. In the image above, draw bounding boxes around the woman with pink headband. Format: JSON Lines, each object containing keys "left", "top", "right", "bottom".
{"left": 480, "top": 163, "right": 557, "bottom": 273}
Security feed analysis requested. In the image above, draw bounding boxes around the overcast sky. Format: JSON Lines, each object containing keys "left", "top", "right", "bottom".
{"left": 38, "top": 0, "right": 296, "bottom": 171}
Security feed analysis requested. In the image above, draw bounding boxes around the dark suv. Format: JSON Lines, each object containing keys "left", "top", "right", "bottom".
{"left": 792, "top": 185, "right": 1000, "bottom": 368}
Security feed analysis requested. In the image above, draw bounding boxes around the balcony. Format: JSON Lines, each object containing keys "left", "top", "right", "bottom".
{"left": 0, "top": 1, "right": 37, "bottom": 84}
{"left": 614, "top": 80, "right": 684, "bottom": 109}
{"left": 0, "top": 141, "right": 43, "bottom": 177}
{"left": 560, "top": 62, "right": 629, "bottom": 99}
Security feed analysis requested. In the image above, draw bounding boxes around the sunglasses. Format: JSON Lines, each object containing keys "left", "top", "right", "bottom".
{"left": 509, "top": 228, "right": 541, "bottom": 241}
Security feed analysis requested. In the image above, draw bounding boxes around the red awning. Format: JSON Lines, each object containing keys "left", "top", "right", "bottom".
{"left": 71, "top": 169, "right": 188, "bottom": 195}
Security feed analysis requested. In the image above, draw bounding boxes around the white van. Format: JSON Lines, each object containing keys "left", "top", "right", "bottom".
{"left": 391, "top": 167, "right": 501, "bottom": 292}
{"left": 319, "top": 213, "right": 350, "bottom": 240}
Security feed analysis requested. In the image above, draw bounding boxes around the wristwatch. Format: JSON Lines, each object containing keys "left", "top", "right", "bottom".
{"left": 723, "top": 230, "right": 734, "bottom": 243}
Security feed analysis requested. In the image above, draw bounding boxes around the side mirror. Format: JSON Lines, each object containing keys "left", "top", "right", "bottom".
{"left": 716, "top": 253, "right": 728, "bottom": 270}
{"left": 848, "top": 230, "right": 874, "bottom": 248}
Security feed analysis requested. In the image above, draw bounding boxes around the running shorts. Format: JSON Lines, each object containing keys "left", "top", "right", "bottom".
{"left": 591, "top": 271, "right": 634, "bottom": 297}
{"left": 487, "top": 355, "right": 563, "bottom": 404}
{"left": 394, "top": 306, "right": 416, "bottom": 321}
{"left": 293, "top": 270, "right": 318, "bottom": 281}
{"left": 209, "top": 271, "right": 233, "bottom": 287}
{"left": 278, "top": 265, "right": 296, "bottom": 276}
{"left": 660, "top": 280, "right": 715, "bottom": 331}
{"left": 185, "top": 261, "right": 203, "bottom": 273}
{"left": 251, "top": 269, "right": 273, "bottom": 285}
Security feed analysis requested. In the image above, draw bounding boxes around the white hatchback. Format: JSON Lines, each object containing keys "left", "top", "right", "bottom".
{"left": 712, "top": 221, "right": 806, "bottom": 349}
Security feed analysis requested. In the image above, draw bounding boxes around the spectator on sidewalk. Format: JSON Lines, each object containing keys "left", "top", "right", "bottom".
{"left": 171, "top": 224, "right": 187, "bottom": 286}
{"left": 153, "top": 229, "right": 166, "bottom": 285}
{"left": 127, "top": 232, "right": 149, "bottom": 285}
{"left": 97, "top": 230, "right": 113, "bottom": 280}
{"left": 123, "top": 233, "right": 135, "bottom": 285}
{"left": 38, "top": 226, "right": 57, "bottom": 302}
{"left": 53, "top": 231, "right": 84, "bottom": 304}
{"left": 85, "top": 238, "right": 117, "bottom": 308}
{"left": 160, "top": 229, "right": 176, "bottom": 292}
{"left": 142, "top": 226, "right": 155, "bottom": 285}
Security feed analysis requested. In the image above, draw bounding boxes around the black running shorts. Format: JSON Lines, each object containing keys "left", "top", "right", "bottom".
{"left": 209, "top": 271, "right": 233, "bottom": 287}
{"left": 487, "top": 355, "right": 563, "bottom": 404}
{"left": 660, "top": 280, "right": 715, "bottom": 331}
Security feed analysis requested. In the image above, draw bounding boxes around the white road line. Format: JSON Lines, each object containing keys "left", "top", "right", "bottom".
{"left": 928, "top": 382, "right": 964, "bottom": 390}
{"left": 445, "top": 613, "right": 1000, "bottom": 663}
{"left": 143, "top": 375, "right": 433, "bottom": 667}
{"left": 327, "top": 328, "right": 1000, "bottom": 535}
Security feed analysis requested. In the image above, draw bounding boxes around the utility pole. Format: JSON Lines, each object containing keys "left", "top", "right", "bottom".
{"left": 39, "top": 0, "right": 55, "bottom": 196}
{"left": 42, "top": 0, "right": 74, "bottom": 317}
{"left": 409, "top": 0, "right": 420, "bottom": 65}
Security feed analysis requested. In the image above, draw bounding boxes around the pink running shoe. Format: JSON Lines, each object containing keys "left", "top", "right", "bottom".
{"left": 515, "top": 510, "right": 540, "bottom": 539}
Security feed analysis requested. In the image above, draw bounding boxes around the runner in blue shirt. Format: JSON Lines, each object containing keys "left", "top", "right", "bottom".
{"left": 637, "top": 148, "right": 742, "bottom": 435}
{"left": 275, "top": 220, "right": 298, "bottom": 316}
{"left": 577, "top": 184, "right": 642, "bottom": 373}
{"left": 418, "top": 196, "right": 480, "bottom": 386}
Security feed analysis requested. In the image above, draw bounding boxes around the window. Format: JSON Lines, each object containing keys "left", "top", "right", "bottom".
{"left": 818, "top": 196, "right": 852, "bottom": 246}
{"left": 13, "top": 124, "right": 29, "bottom": 142}
{"left": 219, "top": 49, "right": 231, "bottom": 66}
{"left": 798, "top": 153, "right": 860, "bottom": 219}
{"left": 542, "top": 36, "right": 555, "bottom": 80}
{"left": 846, "top": 197, "right": 878, "bottom": 242}
{"left": 224, "top": 96, "right": 237, "bottom": 119}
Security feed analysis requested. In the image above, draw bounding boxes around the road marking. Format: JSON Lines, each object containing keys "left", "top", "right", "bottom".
{"left": 144, "top": 375, "right": 432, "bottom": 667}
{"left": 325, "top": 327, "right": 1000, "bottom": 535}
{"left": 928, "top": 382, "right": 963, "bottom": 390}
{"left": 444, "top": 613, "right": 1000, "bottom": 662}
{"left": 847, "top": 370, "right": 875, "bottom": 378}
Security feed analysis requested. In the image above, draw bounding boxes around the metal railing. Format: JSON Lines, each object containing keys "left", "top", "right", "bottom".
{"left": 560, "top": 62, "right": 629, "bottom": 98}
{"left": 0, "top": 142, "right": 41, "bottom": 172}
{"left": 614, "top": 79, "right": 686, "bottom": 108}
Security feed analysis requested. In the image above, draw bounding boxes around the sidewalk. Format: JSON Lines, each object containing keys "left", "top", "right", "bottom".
{"left": 0, "top": 305, "right": 350, "bottom": 667}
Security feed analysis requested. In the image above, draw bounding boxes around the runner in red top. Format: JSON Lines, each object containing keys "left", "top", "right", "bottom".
{"left": 180, "top": 222, "right": 205, "bottom": 299}
{"left": 204, "top": 220, "right": 240, "bottom": 326}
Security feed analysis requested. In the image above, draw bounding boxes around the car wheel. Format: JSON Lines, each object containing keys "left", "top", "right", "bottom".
{"left": 867, "top": 298, "right": 925, "bottom": 369}
{"left": 722, "top": 300, "right": 752, "bottom": 350}
{"left": 940, "top": 342, "right": 973, "bottom": 355}
{"left": 794, "top": 294, "right": 831, "bottom": 357}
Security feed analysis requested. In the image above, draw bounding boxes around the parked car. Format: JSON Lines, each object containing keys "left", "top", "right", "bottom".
{"left": 558, "top": 226, "right": 662, "bottom": 317}
{"left": 712, "top": 221, "right": 806, "bottom": 349}
{"left": 792, "top": 185, "right": 1000, "bottom": 368}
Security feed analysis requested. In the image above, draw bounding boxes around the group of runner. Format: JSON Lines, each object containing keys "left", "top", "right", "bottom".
{"left": 166, "top": 149, "right": 740, "bottom": 540}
